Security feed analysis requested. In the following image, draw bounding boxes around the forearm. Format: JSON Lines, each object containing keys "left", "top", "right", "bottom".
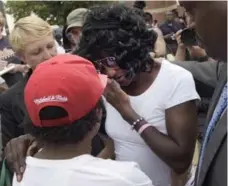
{"left": 137, "top": 125, "right": 192, "bottom": 173}
{"left": 153, "top": 28, "right": 166, "bottom": 57}
{"left": 163, "top": 34, "right": 172, "bottom": 40}
{"left": 122, "top": 110, "right": 193, "bottom": 174}
{"left": 175, "top": 46, "right": 186, "bottom": 61}
{"left": 154, "top": 37, "right": 166, "bottom": 57}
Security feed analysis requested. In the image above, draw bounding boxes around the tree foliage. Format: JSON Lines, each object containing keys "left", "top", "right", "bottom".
{"left": 5, "top": 1, "right": 114, "bottom": 26}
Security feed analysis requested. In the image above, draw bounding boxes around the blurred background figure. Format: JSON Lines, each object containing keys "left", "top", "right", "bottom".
{"left": 0, "top": 12, "right": 25, "bottom": 88}
{"left": 52, "top": 25, "right": 65, "bottom": 54}
{"left": 133, "top": 1, "right": 166, "bottom": 58}
{"left": 159, "top": 10, "right": 185, "bottom": 55}
{"left": 133, "top": 0, "right": 146, "bottom": 10}
{"left": 175, "top": 18, "right": 216, "bottom": 62}
{"left": 63, "top": 8, "right": 88, "bottom": 53}
{"left": 143, "top": 12, "right": 166, "bottom": 58}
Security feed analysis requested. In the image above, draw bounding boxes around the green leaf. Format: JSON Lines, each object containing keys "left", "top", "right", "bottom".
{"left": 5, "top": 1, "right": 116, "bottom": 25}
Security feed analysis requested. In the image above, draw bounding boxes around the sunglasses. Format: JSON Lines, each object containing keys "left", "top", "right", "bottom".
{"left": 94, "top": 57, "right": 118, "bottom": 73}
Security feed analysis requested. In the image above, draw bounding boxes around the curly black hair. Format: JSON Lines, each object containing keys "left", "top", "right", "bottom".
{"left": 24, "top": 99, "right": 103, "bottom": 145}
{"left": 75, "top": 4, "right": 158, "bottom": 76}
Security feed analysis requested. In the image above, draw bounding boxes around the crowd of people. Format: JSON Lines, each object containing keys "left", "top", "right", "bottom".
{"left": 0, "top": 1, "right": 226, "bottom": 186}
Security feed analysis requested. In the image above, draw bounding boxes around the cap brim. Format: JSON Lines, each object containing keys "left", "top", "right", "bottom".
{"left": 66, "top": 23, "right": 83, "bottom": 33}
{"left": 99, "top": 74, "right": 107, "bottom": 88}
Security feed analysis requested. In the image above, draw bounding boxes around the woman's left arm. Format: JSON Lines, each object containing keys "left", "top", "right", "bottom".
{"left": 121, "top": 100, "right": 197, "bottom": 174}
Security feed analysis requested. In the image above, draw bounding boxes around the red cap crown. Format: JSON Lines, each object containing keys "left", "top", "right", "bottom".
{"left": 24, "top": 54, "right": 107, "bottom": 127}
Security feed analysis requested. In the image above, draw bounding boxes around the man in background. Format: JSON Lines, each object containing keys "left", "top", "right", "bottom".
{"left": 143, "top": 12, "right": 166, "bottom": 57}
{"left": 160, "top": 11, "right": 185, "bottom": 55}
{"left": 64, "top": 8, "right": 88, "bottom": 52}
{"left": 180, "top": 1, "right": 227, "bottom": 186}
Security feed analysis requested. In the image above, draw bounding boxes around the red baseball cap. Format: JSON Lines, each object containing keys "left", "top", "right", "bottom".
{"left": 24, "top": 54, "right": 107, "bottom": 127}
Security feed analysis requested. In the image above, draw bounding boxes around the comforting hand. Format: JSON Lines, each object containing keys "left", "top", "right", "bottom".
{"left": 4, "top": 134, "right": 39, "bottom": 182}
{"left": 103, "top": 79, "right": 131, "bottom": 115}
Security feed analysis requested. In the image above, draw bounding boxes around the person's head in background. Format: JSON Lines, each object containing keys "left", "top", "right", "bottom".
{"left": 133, "top": 0, "right": 146, "bottom": 10}
{"left": 9, "top": 15, "right": 57, "bottom": 70}
{"left": 180, "top": 1, "right": 227, "bottom": 61}
{"left": 184, "top": 12, "right": 195, "bottom": 29}
{"left": 172, "top": 9, "right": 179, "bottom": 20}
{"left": 76, "top": 4, "right": 157, "bottom": 87}
{"left": 165, "top": 11, "right": 174, "bottom": 23}
{"left": 52, "top": 26, "right": 63, "bottom": 46}
{"left": 65, "top": 8, "right": 89, "bottom": 51}
{"left": 0, "top": 12, "right": 5, "bottom": 38}
{"left": 24, "top": 54, "right": 106, "bottom": 154}
{"left": 143, "top": 12, "right": 153, "bottom": 28}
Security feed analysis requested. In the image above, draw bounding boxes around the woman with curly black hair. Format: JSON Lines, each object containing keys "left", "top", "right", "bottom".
{"left": 76, "top": 4, "right": 200, "bottom": 186}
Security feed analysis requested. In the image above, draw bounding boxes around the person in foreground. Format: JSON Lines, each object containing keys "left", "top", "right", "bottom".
{"left": 180, "top": 1, "right": 227, "bottom": 186}
{"left": 13, "top": 54, "right": 153, "bottom": 186}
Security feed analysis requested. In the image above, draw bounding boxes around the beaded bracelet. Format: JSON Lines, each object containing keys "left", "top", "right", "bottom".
{"left": 131, "top": 117, "right": 143, "bottom": 130}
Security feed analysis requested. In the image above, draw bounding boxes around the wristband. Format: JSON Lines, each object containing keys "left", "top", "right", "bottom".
{"left": 138, "top": 124, "right": 153, "bottom": 135}
{"left": 131, "top": 117, "right": 143, "bottom": 130}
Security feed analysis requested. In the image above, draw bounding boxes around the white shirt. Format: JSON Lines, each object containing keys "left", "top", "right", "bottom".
{"left": 105, "top": 59, "right": 200, "bottom": 186}
{"left": 13, "top": 155, "right": 153, "bottom": 186}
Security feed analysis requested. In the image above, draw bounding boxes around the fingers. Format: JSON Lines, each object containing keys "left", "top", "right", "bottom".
{"left": 16, "top": 142, "right": 26, "bottom": 181}
{"left": 27, "top": 141, "right": 39, "bottom": 156}
{"left": 4, "top": 139, "right": 24, "bottom": 181}
{"left": 4, "top": 134, "right": 35, "bottom": 182}
{"left": 103, "top": 79, "right": 120, "bottom": 97}
{"left": 176, "top": 29, "right": 183, "bottom": 37}
{"left": 175, "top": 30, "right": 185, "bottom": 47}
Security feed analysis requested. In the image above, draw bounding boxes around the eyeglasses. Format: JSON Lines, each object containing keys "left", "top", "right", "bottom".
{"left": 94, "top": 57, "right": 118, "bottom": 73}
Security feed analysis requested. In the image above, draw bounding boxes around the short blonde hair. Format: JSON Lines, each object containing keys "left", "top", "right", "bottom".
{"left": 0, "top": 12, "right": 5, "bottom": 27}
{"left": 9, "top": 15, "right": 52, "bottom": 52}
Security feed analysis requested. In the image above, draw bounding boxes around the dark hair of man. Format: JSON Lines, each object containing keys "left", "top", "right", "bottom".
{"left": 75, "top": 4, "right": 158, "bottom": 76}
{"left": 143, "top": 12, "right": 153, "bottom": 23}
{"left": 24, "top": 99, "right": 103, "bottom": 145}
